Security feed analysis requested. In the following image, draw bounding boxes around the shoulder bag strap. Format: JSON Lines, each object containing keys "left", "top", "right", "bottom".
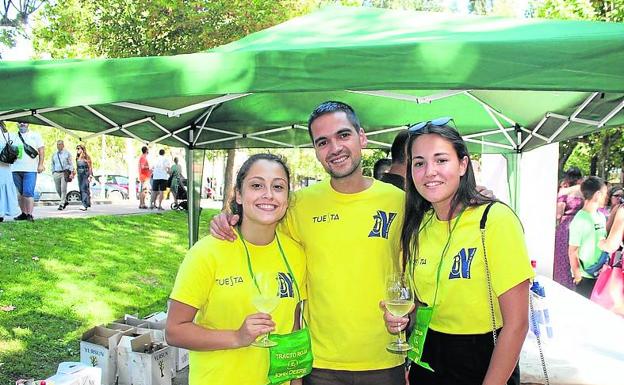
{"left": 479, "top": 202, "right": 497, "bottom": 345}
{"left": 57, "top": 152, "right": 64, "bottom": 171}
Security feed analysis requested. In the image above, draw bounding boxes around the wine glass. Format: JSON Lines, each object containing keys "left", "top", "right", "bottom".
{"left": 385, "top": 272, "right": 414, "bottom": 353}
{"left": 251, "top": 271, "right": 280, "bottom": 347}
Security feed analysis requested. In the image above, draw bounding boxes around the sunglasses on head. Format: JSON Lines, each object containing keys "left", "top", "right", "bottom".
{"left": 408, "top": 117, "right": 454, "bottom": 133}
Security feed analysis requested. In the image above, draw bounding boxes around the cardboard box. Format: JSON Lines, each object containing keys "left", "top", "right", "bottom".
{"left": 115, "top": 315, "right": 149, "bottom": 328}
{"left": 104, "top": 323, "right": 135, "bottom": 333}
{"left": 117, "top": 332, "right": 148, "bottom": 385}
{"left": 45, "top": 362, "right": 102, "bottom": 385}
{"left": 141, "top": 313, "right": 188, "bottom": 372}
{"left": 80, "top": 327, "right": 122, "bottom": 385}
{"left": 139, "top": 319, "right": 173, "bottom": 376}
{"left": 175, "top": 348, "right": 189, "bottom": 371}
{"left": 129, "top": 333, "right": 172, "bottom": 385}
{"left": 143, "top": 311, "right": 167, "bottom": 323}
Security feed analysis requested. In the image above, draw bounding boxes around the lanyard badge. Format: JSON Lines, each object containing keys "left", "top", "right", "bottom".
{"left": 407, "top": 305, "right": 434, "bottom": 371}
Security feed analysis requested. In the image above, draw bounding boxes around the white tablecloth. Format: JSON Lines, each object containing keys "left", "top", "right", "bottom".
{"left": 521, "top": 275, "right": 624, "bottom": 385}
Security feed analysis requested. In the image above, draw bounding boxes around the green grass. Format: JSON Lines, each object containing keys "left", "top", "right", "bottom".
{"left": 0, "top": 209, "right": 218, "bottom": 383}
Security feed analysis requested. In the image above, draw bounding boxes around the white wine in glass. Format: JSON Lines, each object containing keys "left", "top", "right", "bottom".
{"left": 386, "top": 272, "right": 414, "bottom": 353}
{"left": 251, "top": 272, "right": 280, "bottom": 348}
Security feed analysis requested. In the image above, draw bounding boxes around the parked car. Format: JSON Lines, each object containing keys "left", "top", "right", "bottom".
{"left": 34, "top": 173, "right": 81, "bottom": 202}
{"left": 92, "top": 174, "right": 129, "bottom": 201}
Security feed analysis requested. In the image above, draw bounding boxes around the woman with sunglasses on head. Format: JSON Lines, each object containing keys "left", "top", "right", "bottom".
{"left": 383, "top": 118, "right": 533, "bottom": 385}
{"left": 75, "top": 144, "right": 93, "bottom": 211}
{"left": 166, "top": 153, "right": 308, "bottom": 385}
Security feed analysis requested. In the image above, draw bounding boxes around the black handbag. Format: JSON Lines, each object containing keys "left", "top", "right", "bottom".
{"left": 0, "top": 131, "right": 18, "bottom": 164}
{"left": 18, "top": 131, "right": 39, "bottom": 159}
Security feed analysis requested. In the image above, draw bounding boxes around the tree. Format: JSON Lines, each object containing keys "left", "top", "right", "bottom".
{"left": 33, "top": 0, "right": 315, "bottom": 58}
{"left": 0, "top": 0, "right": 46, "bottom": 56}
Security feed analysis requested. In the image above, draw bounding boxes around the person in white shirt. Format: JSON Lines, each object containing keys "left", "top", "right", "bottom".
{"left": 150, "top": 148, "right": 171, "bottom": 210}
{"left": 50, "top": 140, "right": 74, "bottom": 210}
{"left": 12, "top": 122, "right": 45, "bottom": 221}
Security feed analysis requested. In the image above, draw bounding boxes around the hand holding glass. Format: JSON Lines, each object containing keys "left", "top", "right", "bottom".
{"left": 385, "top": 272, "right": 414, "bottom": 353}
{"left": 251, "top": 272, "right": 280, "bottom": 347}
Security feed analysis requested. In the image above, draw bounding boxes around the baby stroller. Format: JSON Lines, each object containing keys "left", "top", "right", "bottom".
{"left": 170, "top": 181, "right": 188, "bottom": 210}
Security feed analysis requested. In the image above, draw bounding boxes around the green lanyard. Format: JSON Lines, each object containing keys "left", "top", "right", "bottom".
{"left": 408, "top": 208, "right": 465, "bottom": 309}
{"left": 238, "top": 228, "right": 302, "bottom": 304}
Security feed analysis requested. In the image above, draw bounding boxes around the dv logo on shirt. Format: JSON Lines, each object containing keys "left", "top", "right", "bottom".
{"left": 278, "top": 272, "right": 295, "bottom": 298}
{"left": 368, "top": 210, "right": 397, "bottom": 239}
{"left": 449, "top": 248, "right": 477, "bottom": 280}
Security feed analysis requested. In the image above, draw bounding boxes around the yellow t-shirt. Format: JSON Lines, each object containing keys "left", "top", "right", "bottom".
{"left": 411, "top": 203, "right": 534, "bottom": 334}
{"left": 280, "top": 179, "right": 404, "bottom": 370}
{"left": 169, "top": 231, "right": 307, "bottom": 385}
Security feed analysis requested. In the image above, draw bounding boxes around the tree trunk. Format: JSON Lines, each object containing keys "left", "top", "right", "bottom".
{"left": 590, "top": 155, "right": 598, "bottom": 176}
{"left": 222, "top": 149, "right": 236, "bottom": 210}
{"left": 558, "top": 140, "right": 579, "bottom": 178}
{"left": 598, "top": 132, "right": 612, "bottom": 179}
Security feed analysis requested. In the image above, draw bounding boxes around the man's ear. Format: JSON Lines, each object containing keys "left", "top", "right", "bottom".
{"left": 359, "top": 128, "right": 368, "bottom": 149}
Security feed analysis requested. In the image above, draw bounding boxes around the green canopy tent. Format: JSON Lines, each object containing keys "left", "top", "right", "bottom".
{"left": 1, "top": 6, "right": 623, "bottom": 245}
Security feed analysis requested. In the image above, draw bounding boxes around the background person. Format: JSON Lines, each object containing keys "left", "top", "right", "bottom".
{"left": 150, "top": 148, "right": 171, "bottom": 210}
{"left": 553, "top": 167, "right": 584, "bottom": 290}
{"left": 600, "top": 195, "right": 624, "bottom": 255}
{"left": 606, "top": 186, "right": 623, "bottom": 231}
{"left": 12, "top": 122, "right": 45, "bottom": 221}
{"left": 568, "top": 176, "right": 608, "bottom": 298}
{"left": 138, "top": 146, "right": 151, "bottom": 209}
{"left": 74, "top": 144, "right": 93, "bottom": 211}
{"left": 50, "top": 140, "right": 74, "bottom": 210}
{"left": 373, "top": 157, "right": 391, "bottom": 180}
{"left": 379, "top": 129, "right": 409, "bottom": 190}
{"left": 385, "top": 120, "right": 532, "bottom": 385}
{"left": 0, "top": 121, "right": 19, "bottom": 222}
{"left": 166, "top": 153, "right": 307, "bottom": 385}
{"left": 169, "top": 157, "right": 182, "bottom": 206}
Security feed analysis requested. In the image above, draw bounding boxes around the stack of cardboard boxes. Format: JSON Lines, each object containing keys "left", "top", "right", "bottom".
{"left": 77, "top": 312, "right": 189, "bottom": 385}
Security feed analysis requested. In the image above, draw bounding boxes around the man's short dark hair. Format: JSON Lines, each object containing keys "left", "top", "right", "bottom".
{"left": 390, "top": 130, "right": 409, "bottom": 164}
{"left": 159, "top": 149, "right": 165, "bottom": 156}
{"left": 141, "top": 146, "right": 148, "bottom": 154}
{"left": 580, "top": 176, "right": 605, "bottom": 200}
{"left": 307, "top": 101, "right": 361, "bottom": 139}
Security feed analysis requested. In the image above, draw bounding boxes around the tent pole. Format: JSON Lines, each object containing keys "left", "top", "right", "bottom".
{"left": 504, "top": 152, "right": 520, "bottom": 212}
{"left": 186, "top": 132, "right": 205, "bottom": 247}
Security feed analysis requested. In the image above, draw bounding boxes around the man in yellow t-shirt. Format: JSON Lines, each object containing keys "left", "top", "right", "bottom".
{"left": 169, "top": 232, "right": 306, "bottom": 385}
{"left": 286, "top": 102, "right": 406, "bottom": 384}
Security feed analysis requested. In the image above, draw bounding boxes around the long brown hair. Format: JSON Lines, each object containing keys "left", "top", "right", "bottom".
{"left": 76, "top": 144, "right": 91, "bottom": 162}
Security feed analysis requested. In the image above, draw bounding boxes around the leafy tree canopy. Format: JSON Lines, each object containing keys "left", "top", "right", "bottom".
{"left": 33, "top": 0, "right": 316, "bottom": 58}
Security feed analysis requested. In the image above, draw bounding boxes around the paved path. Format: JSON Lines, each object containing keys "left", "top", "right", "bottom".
{"left": 3, "top": 198, "right": 223, "bottom": 221}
